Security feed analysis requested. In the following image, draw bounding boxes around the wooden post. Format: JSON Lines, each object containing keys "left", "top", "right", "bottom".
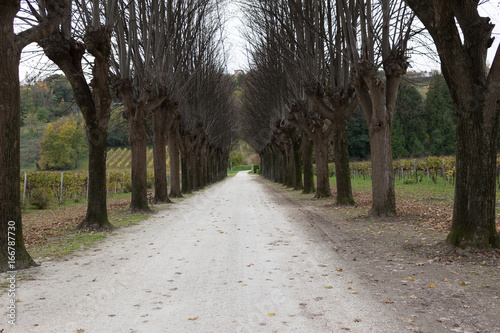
{"left": 426, "top": 159, "right": 430, "bottom": 185}
{"left": 60, "top": 172, "right": 64, "bottom": 203}
{"left": 442, "top": 158, "right": 446, "bottom": 187}
{"left": 74, "top": 172, "right": 78, "bottom": 200}
{"left": 414, "top": 160, "right": 417, "bottom": 184}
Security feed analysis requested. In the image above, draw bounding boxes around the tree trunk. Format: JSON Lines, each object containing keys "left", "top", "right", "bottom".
{"left": 168, "top": 127, "right": 182, "bottom": 198}
{"left": 285, "top": 143, "right": 295, "bottom": 187}
{"left": 332, "top": 118, "right": 354, "bottom": 205}
{"left": 78, "top": 126, "right": 113, "bottom": 229}
{"left": 129, "top": 118, "right": 150, "bottom": 211}
{"left": 355, "top": 61, "right": 398, "bottom": 216}
{"left": 314, "top": 138, "right": 331, "bottom": 198}
{"left": 0, "top": 11, "right": 36, "bottom": 271}
{"left": 293, "top": 138, "right": 303, "bottom": 191}
{"left": 181, "top": 151, "right": 192, "bottom": 194}
{"left": 152, "top": 110, "right": 172, "bottom": 204}
{"left": 192, "top": 142, "right": 201, "bottom": 190}
{"left": 301, "top": 137, "right": 315, "bottom": 194}
{"left": 367, "top": 115, "right": 395, "bottom": 215}
{"left": 200, "top": 140, "right": 208, "bottom": 187}
{"left": 447, "top": 102, "right": 500, "bottom": 248}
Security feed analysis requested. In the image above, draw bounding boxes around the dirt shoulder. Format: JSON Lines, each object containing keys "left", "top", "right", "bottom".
{"left": 260, "top": 176, "right": 500, "bottom": 333}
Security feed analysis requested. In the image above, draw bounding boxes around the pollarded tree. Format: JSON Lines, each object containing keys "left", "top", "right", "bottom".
{"left": 0, "top": 0, "right": 65, "bottom": 272}
{"left": 404, "top": 0, "right": 500, "bottom": 248}
{"left": 39, "top": 0, "right": 116, "bottom": 229}
{"left": 338, "top": 0, "right": 414, "bottom": 216}
{"left": 150, "top": 0, "right": 213, "bottom": 203}
{"left": 111, "top": 0, "right": 166, "bottom": 212}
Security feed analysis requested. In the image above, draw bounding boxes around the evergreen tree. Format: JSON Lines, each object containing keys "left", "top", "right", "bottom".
{"left": 424, "top": 74, "right": 455, "bottom": 155}
{"left": 347, "top": 106, "right": 370, "bottom": 160}
{"left": 392, "top": 82, "right": 426, "bottom": 158}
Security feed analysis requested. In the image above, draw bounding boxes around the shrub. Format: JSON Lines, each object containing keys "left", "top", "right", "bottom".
{"left": 123, "top": 181, "right": 132, "bottom": 193}
{"left": 30, "top": 189, "right": 50, "bottom": 209}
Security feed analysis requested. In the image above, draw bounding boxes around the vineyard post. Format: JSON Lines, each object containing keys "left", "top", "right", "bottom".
{"left": 442, "top": 158, "right": 446, "bottom": 187}
{"left": 86, "top": 173, "right": 89, "bottom": 200}
{"left": 122, "top": 172, "right": 125, "bottom": 192}
{"left": 114, "top": 173, "right": 117, "bottom": 194}
{"left": 22, "top": 172, "right": 27, "bottom": 206}
{"left": 60, "top": 172, "right": 64, "bottom": 203}
{"left": 426, "top": 159, "right": 430, "bottom": 184}
{"left": 401, "top": 166, "right": 404, "bottom": 182}
{"left": 74, "top": 172, "right": 78, "bottom": 201}
{"left": 414, "top": 160, "right": 417, "bottom": 183}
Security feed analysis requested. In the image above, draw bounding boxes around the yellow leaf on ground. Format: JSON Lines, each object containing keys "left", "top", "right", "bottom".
{"left": 188, "top": 316, "right": 199, "bottom": 321}
{"left": 460, "top": 281, "right": 470, "bottom": 286}
{"left": 408, "top": 277, "right": 415, "bottom": 281}
{"left": 429, "top": 284, "right": 436, "bottom": 288}
{"left": 325, "top": 286, "right": 333, "bottom": 289}
{"left": 268, "top": 313, "right": 275, "bottom": 317}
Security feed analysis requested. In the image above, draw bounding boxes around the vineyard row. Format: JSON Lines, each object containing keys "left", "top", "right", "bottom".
{"left": 20, "top": 170, "right": 157, "bottom": 207}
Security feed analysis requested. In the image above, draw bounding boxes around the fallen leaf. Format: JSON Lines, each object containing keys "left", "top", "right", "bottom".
{"left": 350, "top": 291, "right": 358, "bottom": 294}
{"left": 325, "top": 286, "right": 333, "bottom": 289}
{"left": 337, "top": 268, "right": 343, "bottom": 272}
{"left": 353, "top": 318, "right": 361, "bottom": 323}
{"left": 429, "top": 284, "right": 436, "bottom": 288}
{"left": 76, "top": 330, "right": 85, "bottom": 333}
{"left": 460, "top": 281, "right": 470, "bottom": 286}
{"left": 268, "top": 313, "right": 275, "bottom": 317}
{"left": 408, "top": 277, "right": 415, "bottom": 281}
{"left": 409, "top": 295, "right": 418, "bottom": 299}
{"left": 188, "top": 316, "right": 199, "bottom": 321}
{"left": 382, "top": 299, "right": 394, "bottom": 304}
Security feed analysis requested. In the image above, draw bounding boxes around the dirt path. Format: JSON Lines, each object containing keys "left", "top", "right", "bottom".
{"left": 1, "top": 171, "right": 413, "bottom": 333}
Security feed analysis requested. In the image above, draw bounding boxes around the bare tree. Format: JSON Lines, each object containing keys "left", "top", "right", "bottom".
{"left": 39, "top": 0, "right": 116, "bottom": 230}
{"left": 0, "top": 0, "right": 65, "bottom": 271}
{"left": 404, "top": 0, "right": 500, "bottom": 248}
{"left": 111, "top": 0, "right": 166, "bottom": 212}
{"left": 338, "top": 0, "right": 414, "bottom": 215}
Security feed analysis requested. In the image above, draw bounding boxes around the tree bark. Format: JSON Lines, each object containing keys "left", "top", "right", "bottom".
{"left": 301, "top": 136, "right": 315, "bottom": 194}
{"left": 332, "top": 117, "right": 355, "bottom": 205}
{"left": 293, "top": 137, "right": 303, "bottom": 191}
{"left": 403, "top": 0, "right": 500, "bottom": 248}
{"left": 448, "top": 102, "right": 500, "bottom": 248}
{"left": 0, "top": 0, "right": 65, "bottom": 271}
{"left": 129, "top": 117, "right": 151, "bottom": 211}
{"left": 313, "top": 137, "right": 331, "bottom": 198}
{"left": 152, "top": 102, "right": 177, "bottom": 204}
{"left": 40, "top": 26, "right": 114, "bottom": 230}
{"left": 354, "top": 60, "right": 399, "bottom": 216}
{"left": 168, "top": 118, "right": 183, "bottom": 198}
{"left": 0, "top": 6, "right": 36, "bottom": 271}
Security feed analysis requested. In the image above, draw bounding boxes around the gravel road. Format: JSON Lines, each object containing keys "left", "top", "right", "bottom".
{"left": 1, "top": 172, "right": 408, "bottom": 332}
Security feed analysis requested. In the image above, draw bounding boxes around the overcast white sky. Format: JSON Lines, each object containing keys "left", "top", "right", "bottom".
{"left": 19, "top": 1, "right": 500, "bottom": 80}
